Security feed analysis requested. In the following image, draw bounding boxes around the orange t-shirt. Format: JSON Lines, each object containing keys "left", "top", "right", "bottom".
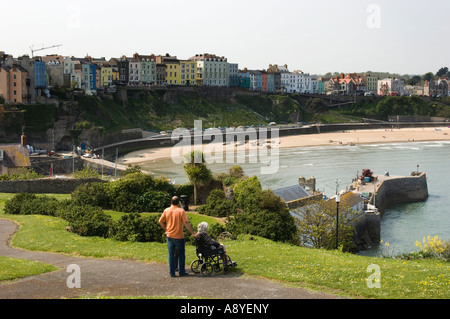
{"left": 159, "top": 205, "right": 188, "bottom": 239}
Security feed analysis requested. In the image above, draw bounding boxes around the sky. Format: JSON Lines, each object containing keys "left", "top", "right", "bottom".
{"left": 2, "top": 0, "right": 449, "bottom": 76}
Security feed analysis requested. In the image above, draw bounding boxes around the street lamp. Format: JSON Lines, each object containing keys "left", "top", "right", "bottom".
{"left": 335, "top": 194, "right": 340, "bottom": 250}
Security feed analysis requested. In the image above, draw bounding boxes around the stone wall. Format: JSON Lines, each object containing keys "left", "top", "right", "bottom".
{"left": 353, "top": 212, "right": 381, "bottom": 251}
{"left": 0, "top": 177, "right": 106, "bottom": 194}
{"left": 374, "top": 172, "right": 428, "bottom": 214}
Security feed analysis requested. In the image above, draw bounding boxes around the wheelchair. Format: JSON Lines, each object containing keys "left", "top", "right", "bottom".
{"left": 190, "top": 239, "right": 237, "bottom": 276}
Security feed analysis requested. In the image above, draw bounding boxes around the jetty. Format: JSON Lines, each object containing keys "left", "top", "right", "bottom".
{"left": 347, "top": 170, "right": 428, "bottom": 250}
{"left": 352, "top": 170, "right": 428, "bottom": 214}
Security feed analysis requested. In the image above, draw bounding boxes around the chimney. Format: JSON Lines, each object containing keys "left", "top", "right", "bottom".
{"left": 21, "top": 131, "right": 27, "bottom": 147}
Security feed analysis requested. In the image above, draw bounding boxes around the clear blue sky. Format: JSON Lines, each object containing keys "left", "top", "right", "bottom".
{"left": 3, "top": 0, "right": 449, "bottom": 75}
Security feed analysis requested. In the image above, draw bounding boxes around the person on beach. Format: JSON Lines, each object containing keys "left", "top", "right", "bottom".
{"left": 195, "top": 221, "right": 231, "bottom": 266}
{"left": 159, "top": 196, "right": 196, "bottom": 277}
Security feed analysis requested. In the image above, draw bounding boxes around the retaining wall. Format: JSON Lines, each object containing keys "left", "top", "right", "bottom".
{"left": 0, "top": 178, "right": 106, "bottom": 194}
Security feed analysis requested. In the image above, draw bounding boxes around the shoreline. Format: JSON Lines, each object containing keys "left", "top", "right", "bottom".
{"left": 119, "top": 126, "right": 450, "bottom": 165}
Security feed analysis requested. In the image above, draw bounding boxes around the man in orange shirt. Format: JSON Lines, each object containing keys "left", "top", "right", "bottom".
{"left": 159, "top": 196, "right": 197, "bottom": 277}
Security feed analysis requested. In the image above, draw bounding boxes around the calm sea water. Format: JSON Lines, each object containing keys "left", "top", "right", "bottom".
{"left": 133, "top": 140, "right": 450, "bottom": 256}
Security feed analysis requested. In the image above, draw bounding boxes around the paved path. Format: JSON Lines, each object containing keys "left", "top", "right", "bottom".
{"left": 0, "top": 218, "right": 339, "bottom": 299}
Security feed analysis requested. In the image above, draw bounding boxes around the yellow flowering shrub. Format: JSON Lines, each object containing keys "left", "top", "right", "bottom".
{"left": 415, "top": 235, "right": 450, "bottom": 261}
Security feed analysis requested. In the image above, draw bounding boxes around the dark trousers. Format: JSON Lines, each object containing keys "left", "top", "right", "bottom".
{"left": 167, "top": 237, "right": 185, "bottom": 276}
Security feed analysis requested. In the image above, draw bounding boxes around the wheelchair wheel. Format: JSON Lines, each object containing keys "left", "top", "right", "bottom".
{"left": 190, "top": 259, "right": 202, "bottom": 274}
{"left": 200, "top": 262, "right": 213, "bottom": 276}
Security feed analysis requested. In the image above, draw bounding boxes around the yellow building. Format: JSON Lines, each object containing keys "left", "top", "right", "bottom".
{"left": 101, "top": 65, "right": 113, "bottom": 87}
{"left": 165, "top": 61, "right": 180, "bottom": 85}
{"left": 180, "top": 60, "right": 197, "bottom": 86}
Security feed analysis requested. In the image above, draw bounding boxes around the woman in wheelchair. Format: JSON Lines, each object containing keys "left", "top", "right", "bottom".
{"left": 194, "top": 221, "right": 231, "bottom": 266}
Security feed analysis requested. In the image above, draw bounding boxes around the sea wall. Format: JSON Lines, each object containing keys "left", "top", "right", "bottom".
{"left": 94, "top": 122, "right": 450, "bottom": 158}
{"left": 353, "top": 212, "right": 381, "bottom": 251}
{"left": 374, "top": 172, "right": 428, "bottom": 214}
{"left": 0, "top": 177, "right": 106, "bottom": 194}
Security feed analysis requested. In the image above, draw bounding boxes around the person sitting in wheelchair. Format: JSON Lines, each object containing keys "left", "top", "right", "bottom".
{"left": 194, "top": 221, "right": 231, "bottom": 266}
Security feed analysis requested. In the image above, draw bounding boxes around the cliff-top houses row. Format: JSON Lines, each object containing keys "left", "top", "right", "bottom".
{"left": 0, "top": 50, "right": 449, "bottom": 105}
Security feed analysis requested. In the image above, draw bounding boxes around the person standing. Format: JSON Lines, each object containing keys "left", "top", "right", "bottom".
{"left": 159, "top": 196, "right": 196, "bottom": 277}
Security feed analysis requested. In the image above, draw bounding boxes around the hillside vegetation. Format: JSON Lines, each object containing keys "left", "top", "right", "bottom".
{"left": 2, "top": 89, "right": 450, "bottom": 139}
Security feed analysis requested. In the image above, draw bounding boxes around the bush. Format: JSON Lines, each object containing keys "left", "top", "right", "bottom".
{"left": 71, "top": 182, "right": 110, "bottom": 208}
{"left": 20, "top": 196, "right": 61, "bottom": 216}
{"left": 233, "top": 176, "right": 262, "bottom": 212}
{"left": 57, "top": 202, "right": 113, "bottom": 237}
{"left": 197, "top": 189, "right": 236, "bottom": 217}
{"left": 105, "top": 173, "right": 176, "bottom": 213}
{"left": 112, "top": 213, "right": 164, "bottom": 242}
{"left": 138, "top": 190, "right": 171, "bottom": 213}
{"left": 4, "top": 193, "right": 37, "bottom": 215}
{"left": 73, "top": 167, "right": 100, "bottom": 179}
{"left": 227, "top": 176, "right": 297, "bottom": 243}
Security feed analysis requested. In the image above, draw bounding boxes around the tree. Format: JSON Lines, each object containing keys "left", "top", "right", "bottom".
{"left": 183, "top": 151, "right": 212, "bottom": 205}
{"left": 226, "top": 176, "right": 297, "bottom": 243}
{"left": 294, "top": 199, "right": 358, "bottom": 252}
{"left": 407, "top": 75, "right": 422, "bottom": 86}
{"left": 436, "top": 67, "right": 449, "bottom": 78}
{"left": 422, "top": 72, "right": 435, "bottom": 83}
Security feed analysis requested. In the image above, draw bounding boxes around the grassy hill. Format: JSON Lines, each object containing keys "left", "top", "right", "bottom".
{"left": 2, "top": 89, "right": 450, "bottom": 141}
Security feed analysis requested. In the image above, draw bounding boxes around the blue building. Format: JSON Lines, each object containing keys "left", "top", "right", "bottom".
{"left": 237, "top": 72, "right": 250, "bottom": 88}
{"left": 34, "top": 61, "right": 46, "bottom": 93}
{"left": 248, "top": 70, "right": 262, "bottom": 92}
{"left": 89, "top": 64, "right": 96, "bottom": 91}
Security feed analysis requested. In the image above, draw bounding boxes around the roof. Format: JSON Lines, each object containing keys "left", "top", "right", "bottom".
{"left": 0, "top": 144, "right": 30, "bottom": 168}
{"left": 325, "top": 191, "right": 364, "bottom": 210}
{"left": 273, "top": 185, "right": 311, "bottom": 202}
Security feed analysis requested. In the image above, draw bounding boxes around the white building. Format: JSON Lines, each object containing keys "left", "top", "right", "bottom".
{"left": 190, "top": 53, "right": 229, "bottom": 87}
{"left": 378, "top": 78, "right": 405, "bottom": 96}
{"left": 279, "top": 66, "right": 314, "bottom": 93}
{"left": 128, "top": 58, "right": 141, "bottom": 85}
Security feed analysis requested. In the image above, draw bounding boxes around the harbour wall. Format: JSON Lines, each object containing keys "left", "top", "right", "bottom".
{"left": 352, "top": 172, "right": 428, "bottom": 250}
{"left": 373, "top": 172, "right": 429, "bottom": 214}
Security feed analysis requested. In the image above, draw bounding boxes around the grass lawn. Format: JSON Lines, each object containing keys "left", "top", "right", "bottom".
{"left": 0, "top": 256, "right": 58, "bottom": 281}
{"left": 0, "top": 193, "right": 449, "bottom": 298}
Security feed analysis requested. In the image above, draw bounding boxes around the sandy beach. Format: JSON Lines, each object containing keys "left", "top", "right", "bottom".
{"left": 119, "top": 126, "right": 450, "bottom": 165}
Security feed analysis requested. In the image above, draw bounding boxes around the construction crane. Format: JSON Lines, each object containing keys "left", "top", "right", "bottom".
{"left": 29, "top": 44, "right": 62, "bottom": 58}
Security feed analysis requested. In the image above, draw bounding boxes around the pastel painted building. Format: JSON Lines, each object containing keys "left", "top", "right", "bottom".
{"left": 180, "top": 60, "right": 196, "bottom": 86}
{"left": 248, "top": 70, "right": 262, "bottom": 92}
{"left": 228, "top": 63, "right": 239, "bottom": 87}
{"left": 100, "top": 65, "right": 113, "bottom": 87}
{"left": 0, "top": 63, "right": 29, "bottom": 104}
{"left": 128, "top": 58, "right": 141, "bottom": 85}
{"left": 237, "top": 71, "right": 250, "bottom": 88}
{"left": 133, "top": 54, "right": 156, "bottom": 85}
{"left": 189, "top": 53, "right": 228, "bottom": 87}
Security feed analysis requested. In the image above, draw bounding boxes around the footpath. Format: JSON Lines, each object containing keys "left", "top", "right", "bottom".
{"left": 0, "top": 218, "right": 339, "bottom": 299}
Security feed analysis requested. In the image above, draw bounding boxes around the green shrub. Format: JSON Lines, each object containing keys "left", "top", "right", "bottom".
{"left": 106, "top": 173, "right": 158, "bottom": 212}
{"left": 174, "top": 183, "right": 194, "bottom": 198}
{"left": 4, "top": 193, "right": 38, "bottom": 215}
{"left": 233, "top": 176, "right": 262, "bottom": 212}
{"left": 138, "top": 190, "right": 171, "bottom": 213}
{"left": 73, "top": 167, "right": 100, "bottom": 179}
{"left": 112, "top": 213, "right": 164, "bottom": 242}
{"left": 71, "top": 182, "right": 110, "bottom": 208}
{"left": 19, "top": 196, "right": 61, "bottom": 216}
{"left": 197, "top": 189, "right": 236, "bottom": 217}
{"left": 226, "top": 176, "right": 297, "bottom": 243}
{"left": 57, "top": 202, "right": 113, "bottom": 237}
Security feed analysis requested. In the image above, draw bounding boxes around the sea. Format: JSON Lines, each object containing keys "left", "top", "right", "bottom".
{"left": 133, "top": 140, "right": 450, "bottom": 257}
